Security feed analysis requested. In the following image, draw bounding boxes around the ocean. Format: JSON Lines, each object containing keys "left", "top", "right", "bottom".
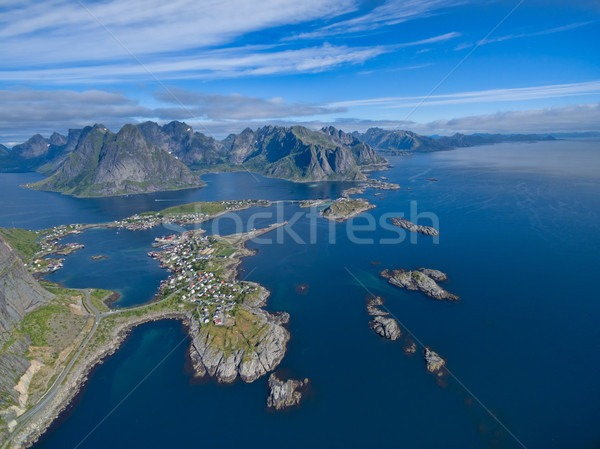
{"left": 1, "top": 139, "right": 599, "bottom": 448}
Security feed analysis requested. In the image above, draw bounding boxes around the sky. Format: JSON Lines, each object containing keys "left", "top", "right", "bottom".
{"left": 1, "top": 0, "right": 599, "bottom": 144}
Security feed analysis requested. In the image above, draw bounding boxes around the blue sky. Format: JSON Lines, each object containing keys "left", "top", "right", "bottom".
{"left": 1, "top": 0, "right": 599, "bottom": 143}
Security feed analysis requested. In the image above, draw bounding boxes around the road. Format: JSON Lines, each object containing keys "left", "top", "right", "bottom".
{"left": 2, "top": 288, "right": 180, "bottom": 449}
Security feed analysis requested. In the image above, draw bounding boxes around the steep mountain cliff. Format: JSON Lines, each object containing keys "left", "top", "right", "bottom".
{"left": 31, "top": 124, "right": 204, "bottom": 197}
{"left": 0, "top": 235, "right": 52, "bottom": 419}
{"left": 229, "top": 125, "right": 375, "bottom": 180}
{"left": 0, "top": 235, "right": 51, "bottom": 335}
{"left": 137, "top": 120, "right": 225, "bottom": 166}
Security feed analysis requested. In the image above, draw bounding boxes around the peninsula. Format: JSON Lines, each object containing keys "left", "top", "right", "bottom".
{"left": 0, "top": 201, "right": 292, "bottom": 447}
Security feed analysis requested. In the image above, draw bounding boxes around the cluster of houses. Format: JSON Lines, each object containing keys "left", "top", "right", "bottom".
{"left": 113, "top": 214, "right": 165, "bottom": 231}
{"left": 25, "top": 225, "right": 86, "bottom": 274}
{"left": 26, "top": 257, "right": 65, "bottom": 274}
{"left": 152, "top": 231, "right": 255, "bottom": 326}
{"left": 112, "top": 199, "right": 270, "bottom": 232}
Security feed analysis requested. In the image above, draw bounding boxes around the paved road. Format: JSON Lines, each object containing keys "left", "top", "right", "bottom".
{"left": 3, "top": 290, "right": 99, "bottom": 448}
{"left": 2, "top": 288, "right": 180, "bottom": 449}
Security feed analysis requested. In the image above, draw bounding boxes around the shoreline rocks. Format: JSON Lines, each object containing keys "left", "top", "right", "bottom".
{"left": 380, "top": 268, "right": 459, "bottom": 301}
{"left": 389, "top": 217, "right": 439, "bottom": 236}
{"left": 266, "top": 373, "right": 309, "bottom": 411}
{"left": 187, "top": 306, "right": 289, "bottom": 384}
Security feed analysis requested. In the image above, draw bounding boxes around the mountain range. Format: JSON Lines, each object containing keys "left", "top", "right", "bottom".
{"left": 1, "top": 123, "right": 556, "bottom": 197}
{"left": 3, "top": 123, "right": 388, "bottom": 197}
{"left": 353, "top": 128, "right": 556, "bottom": 153}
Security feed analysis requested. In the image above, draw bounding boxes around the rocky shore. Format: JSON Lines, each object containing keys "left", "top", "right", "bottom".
{"left": 389, "top": 217, "right": 439, "bottom": 236}
{"left": 266, "top": 373, "right": 309, "bottom": 410}
{"left": 341, "top": 187, "right": 365, "bottom": 198}
{"left": 380, "top": 268, "right": 459, "bottom": 301}
{"left": 17, "top": 310, "right": 190, "bottom": 448}
{"left": 187, "top": 305, "right": 289, "bottom": 384}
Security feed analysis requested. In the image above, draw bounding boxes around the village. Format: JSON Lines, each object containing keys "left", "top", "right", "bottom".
{"left": 18, "top": 199, "right": 273, "bottom": 276}
{"left": 23, "top": 225, "right": 86, "bottom": 275}
{"left": 149, "top": 230, "right": 257, "bottom": 327}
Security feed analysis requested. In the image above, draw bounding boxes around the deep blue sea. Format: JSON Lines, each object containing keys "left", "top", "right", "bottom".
{"left": 1, "top": 140, "right": 599, "bottom": 448}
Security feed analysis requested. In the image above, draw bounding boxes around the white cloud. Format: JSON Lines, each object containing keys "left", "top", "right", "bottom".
{"left": 329, "top": 80, "right": 600, "bottom": 108}
{"left": 0, "top": 89, "right": 151, "bottom": 142}
{"left": 0, "top": 44, "right": 388, "bottom": 83}
{"left": 153, "top": 87, "right": 345, "bottom": 120}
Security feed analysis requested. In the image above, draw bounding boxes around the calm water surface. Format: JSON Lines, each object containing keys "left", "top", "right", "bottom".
{"left": 1, "top": 140, "right": 598, "bottom": 448}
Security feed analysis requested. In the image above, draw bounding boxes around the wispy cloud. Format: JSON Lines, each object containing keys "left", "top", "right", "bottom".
{"left": 0, "top": 0, "right": 355, "bottom": 66}
{"left": 329, "top": 80, "right": 600, "bottom": 108}
{"left": 394, "top": 32, "right": 461, "bottom": 48}
{"left": 291, "top": 0, "right": 468, "bottom": 39}
{"left": 0, "top": 43, "right": 389, "bottom": 83}
{"left": 455, "top": 21, "right": 595, "bottom": 50}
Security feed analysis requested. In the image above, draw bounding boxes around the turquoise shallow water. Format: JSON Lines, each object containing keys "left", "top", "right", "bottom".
{"left": 1, "top": 139, "right": 599, "bottom": 448}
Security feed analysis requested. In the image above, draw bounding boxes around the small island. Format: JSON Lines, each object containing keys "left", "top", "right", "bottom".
{"left": 359, "top": 178, "right": 401, "bottom": 191}
{"left": 266, "top": 373, "right": 310, "bottom": 410}
{"left": 380, "top": 268, "right": 459, "bottom": 301}
{"left": 424, "top": 347, "right": 446, "bottom": 376}
{"left": 389, "top": 217, "right": 439, "bottom": 236}
{"left": 320, "top": 197, "right": 375, "bottom": 222}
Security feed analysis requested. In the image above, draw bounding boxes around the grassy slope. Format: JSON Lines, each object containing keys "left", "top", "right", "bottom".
{"left": 0, "top": 228, "right": 41, "bottom": 261}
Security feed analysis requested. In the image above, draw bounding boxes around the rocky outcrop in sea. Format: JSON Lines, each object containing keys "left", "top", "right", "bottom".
{"left": 380, "top": 268, "right": 459, "bottom": 301}
{"left": 424, "top": 347, "right": 446, "bottom": 376}
{"left": 369, "top": 316, "right": 401, "bottom": 341}
{"left": 389, "top": 217, "right": 439, "bottom": 236}
{"left": 366, "top": 296, "right": 389, "bottom": 316}
{"left": 266, "top": 373, "right": 309, "bottom": 410}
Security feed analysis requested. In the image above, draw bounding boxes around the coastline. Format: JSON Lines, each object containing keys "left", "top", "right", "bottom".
{"left": 11, "top": 224, "right": 285, "bottom": 448}
{"left": 18, "top": 311, "right": 191, "bottom": 448}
